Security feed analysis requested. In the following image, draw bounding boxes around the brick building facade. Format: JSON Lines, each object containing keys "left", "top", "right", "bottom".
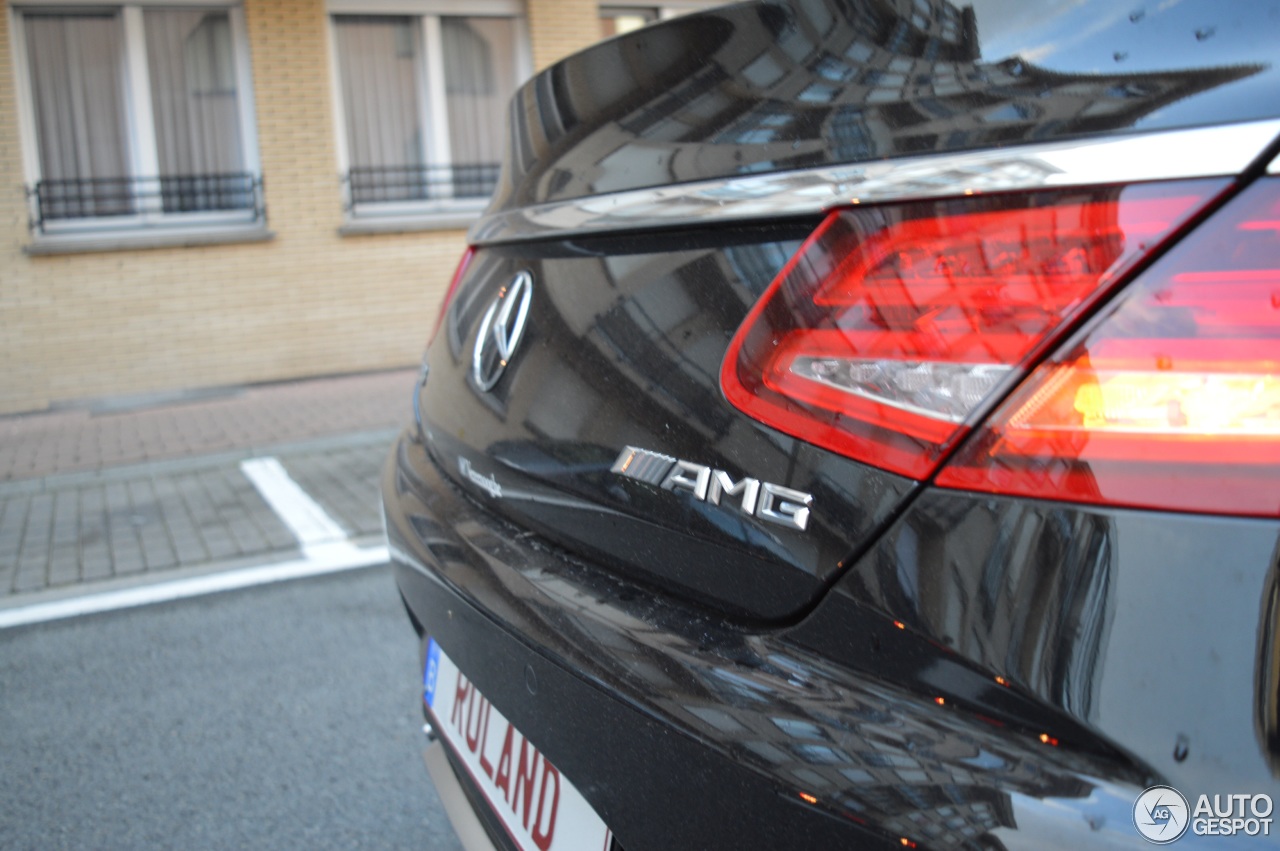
{"left": 0, "top": 0, "right": 708, "bottom": 415}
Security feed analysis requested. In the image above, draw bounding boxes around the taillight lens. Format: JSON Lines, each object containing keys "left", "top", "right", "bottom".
{"left": 429, "top": 246, "right": 475, "bottom": 346}
{"left": 938, "top": 178, "right": 1280, "bottom": 517}
{"left": 721, "top": 183, "right": 1223, "bottom": 478}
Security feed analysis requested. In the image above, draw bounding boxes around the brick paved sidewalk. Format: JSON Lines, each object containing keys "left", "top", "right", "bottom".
{"left": 0, "top": 368, "right": 416, "bottom": 483}
{"left": 0, "top": 369, "right": 417, "bottom": 603}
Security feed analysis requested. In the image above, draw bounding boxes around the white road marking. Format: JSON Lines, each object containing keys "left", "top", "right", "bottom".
{"left": 0, "top": 455, "right": 387, "bottom": 630}
{"left": 240, "top": 457, "right": 348, "bottom": 549}
{"left": 0, "top": 544, "right": 388, "bottom": 629}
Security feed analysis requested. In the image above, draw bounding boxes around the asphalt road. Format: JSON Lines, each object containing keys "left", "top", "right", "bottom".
{"left": 0, "top": 565, "right": 464, "bottom": 850}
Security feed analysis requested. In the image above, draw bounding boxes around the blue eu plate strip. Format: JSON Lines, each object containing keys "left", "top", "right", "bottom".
{"left": 424, "top": 638, "right": 441, "bottom": 707}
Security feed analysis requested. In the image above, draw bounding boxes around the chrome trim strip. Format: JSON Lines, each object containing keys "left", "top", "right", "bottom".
{"left": 470, "top": 120, "right": 1280, "bottom": 245}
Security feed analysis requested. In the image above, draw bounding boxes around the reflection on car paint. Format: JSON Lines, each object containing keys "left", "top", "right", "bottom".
{"left": 490, "top": 0, "right": 1272, "bottom": 213}
{"left": 391, "top": 444, "right": 1166, "bottom": 849}
{"left": 419, "top": 233, "right": 915, "bottom": 620}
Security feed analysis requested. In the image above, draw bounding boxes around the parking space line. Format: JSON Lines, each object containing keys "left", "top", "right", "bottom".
{"left": 0, "top": 456, "right": 387, "bottom": 630}
{"left": 0, "top": 544, "right": 388, "bottom": 629}
{"left": 240, "top": 456, "right": 348, "bottom": 549}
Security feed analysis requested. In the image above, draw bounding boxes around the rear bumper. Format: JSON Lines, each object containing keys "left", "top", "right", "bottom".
{"left": 382, "top": 428, "right": 1178, "bottom": 850}
{"left": 423, "top": 742, "right": 501, "bottom": 851}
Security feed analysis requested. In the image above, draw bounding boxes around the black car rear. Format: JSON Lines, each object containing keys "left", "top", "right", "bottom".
{"left": 384, "top": 1, "right": 1280, "bottom": 848}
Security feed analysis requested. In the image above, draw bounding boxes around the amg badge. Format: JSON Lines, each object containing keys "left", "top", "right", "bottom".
{"left": 611, "top": 446, "right": 814, "bottom": 531}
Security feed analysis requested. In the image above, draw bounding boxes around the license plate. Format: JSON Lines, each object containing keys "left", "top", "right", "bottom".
{"left": 424, "top": 639, "right": 613, "bottom": 851}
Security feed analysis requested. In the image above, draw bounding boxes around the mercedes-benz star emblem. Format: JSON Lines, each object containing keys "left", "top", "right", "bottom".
{"left": 472, "top": 271, "right": 533, "bottom": 391}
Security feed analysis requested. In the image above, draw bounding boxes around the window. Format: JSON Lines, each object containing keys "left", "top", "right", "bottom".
{"left": 598, "top": 2, "right": 721, "bottom": 39}
{"left": 329, "top": 2, "right": 530, "bottom": 221}
{"left": 14, "top": 4, "right": 263, "bottom": 239}
{"left": 600, "top": 6, "right": 658, "bottom": 39}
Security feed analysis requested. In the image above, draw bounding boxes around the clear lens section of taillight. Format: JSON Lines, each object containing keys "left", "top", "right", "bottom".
{"left": 937, "top": 178, "right": 1280, "bottom": 517}
{"left": 721, "top": 182, "right": 1224, "bottom": 478}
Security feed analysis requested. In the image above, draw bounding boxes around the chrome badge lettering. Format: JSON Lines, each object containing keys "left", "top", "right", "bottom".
{"left": 458, "top": 456, "right": 503, "bottom": 499}
{"left": 611, "top": 446, "right": 813, "bottom": 531}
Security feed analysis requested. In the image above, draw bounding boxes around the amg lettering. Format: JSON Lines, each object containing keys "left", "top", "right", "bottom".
{"left": 757, "top": 482, "right": 813, "bottom": 531}
{"left": 660, "top": 460, "right": 711, "bottom": 499}
{"left": 613, "top": 446, "right": 814, "bottom": 531}
{"left": 707, "top": 470, "right": 759, "bottom": 514}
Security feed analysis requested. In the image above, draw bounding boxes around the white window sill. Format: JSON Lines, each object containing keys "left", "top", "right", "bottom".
{"left": 338, "top": 206, "right": 485, "bottom": 236}
{"left": 25, "top": 224, "right": 274, "bottom": 256}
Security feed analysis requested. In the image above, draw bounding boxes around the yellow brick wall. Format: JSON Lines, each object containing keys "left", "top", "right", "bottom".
{"left": 0, "top": 0, "right": 470, "bottom": 415}
{"left": 528, "top": 0, "right": 601, "bottom": 71}
{"left": 0, "top": 0, "right": 607, "bottom": 415}
{"left": 0, "top": 5, "right": 30, "bottom": 408}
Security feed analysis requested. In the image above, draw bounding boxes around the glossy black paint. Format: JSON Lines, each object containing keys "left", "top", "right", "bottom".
{"left": 797, "top": 489, "right": 1280, "bottom": 809}
{"left": 384, "top": 435, "right": 1264, "bottom": 844}
{"left": 492, "top": 0, "right": 1280, "bottom": 211}
{"left": 385, "top": 1, "right": 1280, "bottom": 847}
{"left": 418, "top": 224, "right": 916, "bottom": 620}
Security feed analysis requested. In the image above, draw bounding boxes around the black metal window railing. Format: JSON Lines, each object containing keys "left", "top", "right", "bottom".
{"left": 344, "top": 163, "right": 500, "bottom": 208}
{"left": 27, "top": 173, "right": 266, "bottom": 234}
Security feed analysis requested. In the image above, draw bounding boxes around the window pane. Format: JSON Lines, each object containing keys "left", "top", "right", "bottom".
{"left": 24, "top": 13, "right": 132, "bottom": 219}
{"left": 145, "top": 9, "right": 247, "bottom": 212}
{"left": 334, "top": 16, "right": 425, "bottom": 203}
{"left": 600, "top": 8, "right": 658, "bottom": 39}
{"left": 441, "top": 17, "right": 519, "bottom": 199}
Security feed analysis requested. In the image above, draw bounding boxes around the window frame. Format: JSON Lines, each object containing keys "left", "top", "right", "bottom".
{"left": 326, "top": 0, "right": 532, "bottom": 228}
{"left": 597, "top": 0, "right": 724, "bottom": 26}
{"left": 10, "top": 0, "right": 264, "bottom": 243}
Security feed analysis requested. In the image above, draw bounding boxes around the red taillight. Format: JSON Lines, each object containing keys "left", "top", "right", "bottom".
{"left": 429, "top": 246, "right": 475, "bottom": 346}
{"left": 937, "top": 178, "right": 1280, "bottom": 517}
{"left": 721, "top": 183, "right": 1223, "bottom": 479}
